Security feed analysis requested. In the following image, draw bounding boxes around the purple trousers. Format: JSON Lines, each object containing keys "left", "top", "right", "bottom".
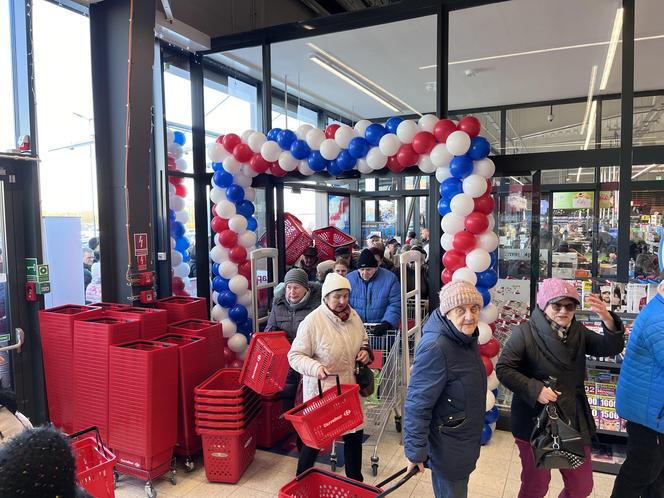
{"left": 515, "top": 438, "right": 594, "bottom": 498}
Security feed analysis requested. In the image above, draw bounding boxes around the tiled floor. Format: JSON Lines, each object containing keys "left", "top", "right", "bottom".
{"left": 113, "top": 429, "right": 616, "bottom": 498}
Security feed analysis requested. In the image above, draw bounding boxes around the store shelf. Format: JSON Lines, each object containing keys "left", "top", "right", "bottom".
{"left": 596, "top": 428, "right": 627, "bottom": 438}
{"left": 591, "top": 460, "right": 621, "bottom": 475}
{"left": 586, "top": 359, "right": 622, "bottom": 370}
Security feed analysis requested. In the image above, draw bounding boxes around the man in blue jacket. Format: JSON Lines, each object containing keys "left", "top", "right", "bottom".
{"left": 611, "top": 280, "right": 664, "bottom": 498}
{"left": 347, "top": 249, "right": 400, "bottom": 335}
{"left": 404, "top": 281, "right": 487, "bottom": 498}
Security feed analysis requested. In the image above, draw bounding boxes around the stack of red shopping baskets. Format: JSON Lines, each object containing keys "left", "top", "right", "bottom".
{"left": 258, "top": 213, "right": 314, "bottom": 265}
{"left": 155, "top": 296, "right": 207, "bottom": 324}
{"left": 312, "top": 226, "right": 355, "bottom": 262}
{"left": 194, "top": 369, "right": 259, "bottom": 483}
{"left": 70, "top": 427, "right": 117, "bottom": 498}
{"left": 105, "top": 306, "right": 168, "bottom": 340}
{"left": 168, "top": 319, "right": 225, "bottom": 375}
{"left": 256, "top": 392, "right": 293, "bottom": 449}
{"left": 240, "top": 331, "right": 291, "bottom": 396}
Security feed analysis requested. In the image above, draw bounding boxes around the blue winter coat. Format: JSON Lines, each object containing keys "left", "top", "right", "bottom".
{"left": 403, "top": 309, "right": 487, "bottom": 481}
{"left": 347, "top": 267, "right": 401, "bottom": 328}
{"left": 616, "top": 292, "right": 664, "bottom": 433}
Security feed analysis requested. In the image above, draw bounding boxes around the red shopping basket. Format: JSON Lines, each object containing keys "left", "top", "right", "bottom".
{"left": 258, "top": 213, "right": 314, "bottom": 265}
{"left": 312, "top": 226, "right": 355, "bottom": 262}
{"left": 199, "top": 416, "right": 258, "bottom": 484}
{"left": 240, "top": 331, "right": 291, "bottom": 395}
{"left": 256, "top": 394, "right": 293, "bottom": 449}
{"left": 155, "top": 296, "right": 207, "bottom": 324}
{"left": 284, "top": 376, "right": 363, "bottom": 450}
{"left": 70, "top": 426, "right": 117, "bottom": 498}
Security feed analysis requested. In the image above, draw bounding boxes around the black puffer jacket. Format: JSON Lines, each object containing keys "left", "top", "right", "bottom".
{"left": 264, "top": 283, "right": 321, "bottom": 342}
{"left": 496, "top": 307, "right": 624, "bottom": 443}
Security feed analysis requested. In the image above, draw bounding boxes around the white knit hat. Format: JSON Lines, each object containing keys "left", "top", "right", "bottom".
{"left": 322, "top": 272, "right": 351, "bottom": 298}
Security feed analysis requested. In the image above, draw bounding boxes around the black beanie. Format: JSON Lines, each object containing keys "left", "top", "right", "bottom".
{"left": 357, "top": 249, "right": 378, "bottom": 269}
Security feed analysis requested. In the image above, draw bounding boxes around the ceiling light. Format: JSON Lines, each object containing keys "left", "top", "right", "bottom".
{"left": 632, "top": 163, "right": 659, "bottom": 180}
{"left": 581, "top": 65, "right": 598, "bottom": 134}
{"left": 599, "top": 8, "right": 624, "bottom": 90}
{"left": 309, "top": 55, "right": 400, "bottom": 113}
{"left": 583, "top": 100, "right": 597, "bottom": 150}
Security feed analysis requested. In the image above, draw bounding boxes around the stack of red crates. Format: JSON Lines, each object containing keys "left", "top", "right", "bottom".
{"left": 155, "top": 296, "right": 207, "bottom": 324}
{"left": 194, "top": 369, "right": 259, "bottom": 483}
{"left": 153, "top": 334, "right": 209, "bottom": 464}
{"left": 72, "top": 316, "right": 140, "bottom": 441}
{"left": 109, "top": 340, "right": 178, "bottom": 481}
{"left": 168, "top": 319, "right": 225, "bottom": 375}
{"left": 256, "top": 393, "right": 294, "bottom": 449}
{"left": 105, "top": 306, "right": 168, "bottom": 340}
{"left": 38, "top": 304, "right": 104, "bottom": 432}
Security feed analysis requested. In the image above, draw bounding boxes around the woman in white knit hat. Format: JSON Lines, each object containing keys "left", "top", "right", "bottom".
{"left": 288, "top": 272, "right": 372, "bottom": 481}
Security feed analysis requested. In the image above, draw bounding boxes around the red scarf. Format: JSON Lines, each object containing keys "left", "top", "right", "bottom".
{"left": 327, "top": 304, "right": 351, "bottom": 322}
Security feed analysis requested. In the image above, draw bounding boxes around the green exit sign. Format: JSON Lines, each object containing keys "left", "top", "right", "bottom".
{"left": 25, "top": 258, "right": 37, "bottom": 282}
{"left": 37, "top": 264, "right": 50, "bottom": 283}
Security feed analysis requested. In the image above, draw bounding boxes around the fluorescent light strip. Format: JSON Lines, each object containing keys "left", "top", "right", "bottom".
{"left": 309, "top": 55, "right": 400, "bottom": 113}
{"left": 581, "top": 65, "right": 598, "bottom": 134}
{"left": 631, "top": 163, "right": 659, "bottom": 180}
{"left": 583, "top": 100, "right": 597, "bottom": 150}
{"left": 600, "top": 8, "right": 624, "bottom": 90}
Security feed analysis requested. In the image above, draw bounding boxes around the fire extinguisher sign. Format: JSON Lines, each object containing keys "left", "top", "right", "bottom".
{"left": 133, "top": 233, "right": 148, "bottom": 256}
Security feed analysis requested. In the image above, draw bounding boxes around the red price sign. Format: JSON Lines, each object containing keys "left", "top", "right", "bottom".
{"left": 134, "top": 233, "right": 148, "bottom": 256}
{"left": 137, "top": 255, "right": 147, "bottom": 271}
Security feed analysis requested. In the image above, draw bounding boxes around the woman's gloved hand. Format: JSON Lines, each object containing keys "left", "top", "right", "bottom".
{"left": 372, "top": 321, "right": 392, "bottom": 336}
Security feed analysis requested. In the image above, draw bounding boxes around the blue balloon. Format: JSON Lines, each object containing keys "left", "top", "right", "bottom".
{"left": 365, "top": 123, "right": 386, "bottom": 146}
{"left": 492, "top": 388, "right": 499, "bottom": 397}
{"left": 212, "top": 276, "right": 229, "bottom": 293}
{"left": 211, "top": 263, "right": 220, "bottom": 277}
{"left": 477, "top": 285, "right": 491, "bottom": 307}
{"left": 171, "top": 221, "right": 185, "bottom": 238}
{"left": 229, "top": 305, "right": 248, "bottom": 324}
{"left": 484, "top": 406, "right": 499, "bottom": 424}
{"left": 277, "top": 129, "right": 297, "bottom": 150}
{"left": 173, "top": 130, "right": 186, "bottom": 146}
{"left": 266, "top": 128, "right": 282, "bottom": 141}
{"left": 438, "top": 198, "right": 451, "bottom": 216}
{"left": 168, "top": 209, "right": 175, "bottom": 222}
{"left": 480, "top": 424, "right": 493, "bottom": 445}
{"left": 213, "top": 170, "right": 233, "bottom": 188}
{"left": 236, "top": 200, "right": 255, "bottom": 218}
{"left": 182, "top": 252, "right": 190, "bottom": 263}
{"left": 212, "top": 162, "right": 224, "bottom": 172}
{"left": 348, "top": 137, "right": 370, "bottom": 159}
{"left": 468, "top": 136, "right": 491, "bottom": 161}
{"left": 247, "top": 216, "right": 258, "bottom": 232}
{"left": 238, "top": 318, "right": 253, "bottom": 334}
{"left": 175, "top": 236, "right": 190, "bottom": 253}
{"left": 476, "top": 269, "right": 498, "bottom": 289}
{"left": 490, "top": 252, "right": 498, "bottom": 268}
{"left": 440, "top": 178, "right": 463, "bottom": 199}
{"left": 218, "top": 290, "right": 237, "bottom": 308}
{"left": 450, "top": 155, "right": 474, "bottom": 179}
{"left": 290, "top": 139, "right": 311, "bottom": 160}
{"left": 385, "top": 117, "right": 403, "bottom": 134}
{"left": 337, "top": 150, "right": 357, "bottom": 171}
{"left": 327, "top": 160, "right": 343, "bottom": 176}
{"left": 308, "top": 151, "right": 329, "bottom": 172}
{"left": 226, "top": 184, "right": 245, "bottom": 203}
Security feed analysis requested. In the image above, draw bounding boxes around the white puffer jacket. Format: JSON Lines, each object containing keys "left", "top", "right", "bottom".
{"left": 288, "top": 303, "right": 369, "bottom": 431}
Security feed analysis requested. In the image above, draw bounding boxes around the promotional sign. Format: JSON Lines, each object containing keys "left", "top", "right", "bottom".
{"left": 553, "top": 191, "right": 593, "bottom": 209}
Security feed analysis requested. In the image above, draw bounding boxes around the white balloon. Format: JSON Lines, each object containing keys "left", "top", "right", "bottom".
{"left": 356, "top": 158, "right": 372, "bottom": 174}
{"left": 450, "top": 193, "right": 475, "bottom": 217}
{"left": 244, "top": 187, "right": 256, "bottom": 203}
{"left": 334, "top": 125, "right": 355, "bottom": 148}
{"left": 296, "top": 124, "right": 313, "bottom": 140}
{"left": 430, "top": 145, "right": 453, "bottom": 170}
{"left": 440, "top": 232, "right": 454, "bottom": 251}
{"left": 213, "top": 233, "right": 221, "bottom": 247}
{"left": 298, "top": 159, "right": 315, "bottom": 176}
{"left": 239, "top": 231, "right": 257, "bottom": 248}
{"left": 278, "top": 151, "right": 299, "bottom": 172}
{"left": 466, "top": 248, "right": 491, "bottom": 272}
{"left": 221, "top": 318, "right": 237, "bottom": 338}
{"left": 396, "top": 120, "right": 418, "bottom": 144}
{"left": 474, "top": 157, "right": 495, "bottom": 178}
{"left": 366, "top": 148, "right": 387, "bottom": 170}
{"left": 170, "top": 196, "right": 185, "bottom": 212}
{"left": 261, "top": 140, "right": 281, "bottom": 162}
{"left": 167, "top": 129, "right": 175, "bottom": 144}
{"left": 435, "top": 166, "right": 453, "bottom": 183}
{"left": 229, "top": 275, "right": 249, "bottom": 294}
{"left": 228, "top": 333, "right": 248, "bottom": 353}
{"left": 378, "top": 134, "right": 401, "bottom": 157}
{"left": 168, "top": 143, "right": 183, "bottom": 160}
{"left": 248, "top": 132, "right": 267, "bottom": 153}
{"left": 417, "top": 154, "right": 437, "bottom": 174}
{"left": 487, "top": 371, "right": 499, "bottom": 391}
{"left": 462, "top": 174, "right": 489, "bottom": 198}
{"left": 242, "top": 164, "right": 259, "bottom": 178}
{"left": 210, "top": 186, "right": 226, "bottom": 204}
{"left": 207, "top": 142, "right": 228, "bottom": 162}
{"left": 175, "top": 158, "right": 188, "bottom": 172}
{"left": 490, "top": 355, "right": 498, "bottom": 367}
{"left": 480, "top": 303, "right": 498, "bottom": 324}
{"left": 487, "top": 214, "right": 496, "bottom": 231}
{"left": 216, "top": 200, "right": 236, "bottom": 218}
{"left": 220, "top": 260, "right": 239, "bottom": 279}
{"left": 241, "top": 129, "right": 255, "bottom": 142}
{"left": 478, "top": 322, "right": 492, "bottom": 345}
{"left": 210, "top": 245, "right": 229, "bottom": 264}
{"left": 168, "top": 183, "right": 176, "bottom": 197}
{"left": 440, "top": 213, "right": 465, "bottom": 234}
{"left": 170, "top": 237, "right": 176, "bottom": 250}
{"left": 211, "top": 304, "right": 229, "bottom": 322}
{"left": 452, "top": 267, "right": 478, "bottom": 286}
{"left": 305, "top": 128, "right": 326, "bottom": 150}
{"left": 237, "top": 291, "right": 253, "bottom": 307}
{"left": 418, "top": 114, "right": 439, "bottom": 133}
{"left": 171, "top": 250, "right": 183, "bottom": 267}
{"left": 354, "top": 120, "right": 372, "bottom": 136}
{"left": 235, "top": 173, "right": 253, "bottom": 188}
{"left": 223, "top": 156, "right": 243, "bottom": 175}
{"left": 486, "top": 390, "right": 496, "bottom": 412}
{"left": 477, "top": 230, "right": 499, "bottom": 252}
{"left": 175, "top": 210, "right": 189, "bottom": 224}
{"left": 446, "top": 130, "right": 471, "bottom": 156}
{"left": 211, "top": 290, "right": 219, "bottom": 305}
{"left": 228, "top": 214, "right": 248, "bottom": 234}
{"left": 319, "top": 139, "right": 341, "bottom": 161}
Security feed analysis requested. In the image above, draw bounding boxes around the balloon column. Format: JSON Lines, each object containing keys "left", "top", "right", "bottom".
{"left": 167, "top": 129, "right": 192, "bottom": 296}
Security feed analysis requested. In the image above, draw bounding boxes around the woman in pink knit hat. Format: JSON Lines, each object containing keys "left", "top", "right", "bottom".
{"left": 496, "top": 278, "right": 625, "bottom": 498}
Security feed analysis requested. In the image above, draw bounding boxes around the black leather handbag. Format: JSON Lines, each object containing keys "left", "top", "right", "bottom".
{"left": 530, "top": 401, "right": 586, "bottom": 469}
{"left": 355, "top": 362, "right": 375, "bottom": 397}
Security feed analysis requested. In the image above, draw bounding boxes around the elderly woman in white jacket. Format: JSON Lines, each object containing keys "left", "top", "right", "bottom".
{"left": 288, "top": 272, "right": 372, "bottom": 481}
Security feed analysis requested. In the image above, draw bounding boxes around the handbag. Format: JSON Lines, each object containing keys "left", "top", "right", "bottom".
{"left": 530, "top": 401, "right": 586, "bottom": 469}
{"left": 355, "top": 362, "right": 374, "bottom": 397}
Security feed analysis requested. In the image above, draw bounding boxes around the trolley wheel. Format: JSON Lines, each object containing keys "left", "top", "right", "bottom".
{"left": 330, "top": 457, "right": 337, "bottom": 472}
{"left": 184, "top": 459, "right": 195, "bottom": 472}
{"left": 145, "top": 481, "right": 157, "bottom": 498}
{"left": 169, "top": 469, "right": 177, "bottom": 485}
{"left": 113, "top": 469, "right": 120, "bottom": 488}
{"left": 395, "top": 415, "right": 402, "bottom": 433}
{"left": 371, "top": 463, "right": 378, "bottom": 477}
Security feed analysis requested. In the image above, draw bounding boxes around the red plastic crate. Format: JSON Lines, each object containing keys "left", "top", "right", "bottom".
{"left": 240, "top": 331, "right": 291, "bottom": 395}
{"left": 153, "top": 334, "right": 209, "bottom": 458}
{"left": 200, "top": 417, "right": 258, "bottom": 484}
{"left": 73, "top": 317, "right": 140, "bottom": 440}
{"left": 105, "top": 307, "right": 168, "bottom": 340}
{"left": 168, "top": 319, "right": 225, "bottom": 375}
{"left": 257, "top": 396, "right": 294, "bottom": 449}
{"left": 195, "top": 368, "right": 246, "bottom": 400}
{"left": 194, "top": 393, "right": 259, "bottom": 414}
{"left": 312, "top": 226, "right": 355, "bottom": 262}
{"left": 155, "top": 296, "right": 207, "bottom": 324}
{"left": 109, "top": 341, "right": 178, "bottom": 471}
{"left": 195, "top": 398, "right": 261, "bottom": 424}
{"left": 38, "top": 304, "right": 104, "bottom": 432}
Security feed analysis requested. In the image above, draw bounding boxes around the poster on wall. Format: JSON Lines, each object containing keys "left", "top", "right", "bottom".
{"left": 553, "top": 191, "right": 593, "bottom": 209}
{"left": 328, "top": 194, "right": 350, "bottom": 233}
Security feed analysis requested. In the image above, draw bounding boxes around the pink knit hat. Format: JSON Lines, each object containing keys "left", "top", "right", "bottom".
{"left": 439, "top": 281, "right": 483, "bottom": 315}
{"left": 536, "top": 278, "right": 580, "bottom": 310}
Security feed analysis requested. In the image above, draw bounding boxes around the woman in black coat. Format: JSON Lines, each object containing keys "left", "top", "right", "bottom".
{"left": 496, "top": 278, "right": 625, "bottom": 498}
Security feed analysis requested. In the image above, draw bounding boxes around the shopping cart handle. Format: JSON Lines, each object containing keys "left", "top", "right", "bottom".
{"left": 375, "top": 466, "right": 421, "bottom": 497}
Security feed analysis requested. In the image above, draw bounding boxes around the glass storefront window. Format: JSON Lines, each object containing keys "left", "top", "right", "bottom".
{"left": 600, "top": 98, "right": 621, "bottom": 149}
{"left": 633, "top": 95, "right": 664, "bottom": 147}
{"left": 496, "top": 178, "right": 532, "bottom": 280}
{"left": 164, "top": 58, "right": 193, "bottom": 173}
{"left": 598, "top": 189, "right": 619, "bottom": 278}
{"left": 404, "top": 176, "right": 429, "bottom": 190}
{"left": 632, "top": 163, "right": 664, "bottom": 181}
{"left": 542, "top": 168, "right": 595, "bottom": 185}
{"left": 0, "top": 0, "right": 15, "bottom": 152}
{"left": 630, "top": 190, "right": 663, "bottom": 282}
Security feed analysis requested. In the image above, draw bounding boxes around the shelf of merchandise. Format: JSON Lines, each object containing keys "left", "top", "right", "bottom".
{"left": 591, "top": 460, "right": 621, "bottom": 475}
{"left": 596, "top": 428, "right": 627, "bottom": 437}
{"left": 586, "top": 360, "right": 622, "bottom": 371}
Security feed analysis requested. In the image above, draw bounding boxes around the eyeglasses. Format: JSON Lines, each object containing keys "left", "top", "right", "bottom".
{"left": 550, "top": 302, "right": 577, "bottom": 312}
{"left": 451, "top": 305, "right": 481, "bottom": 317}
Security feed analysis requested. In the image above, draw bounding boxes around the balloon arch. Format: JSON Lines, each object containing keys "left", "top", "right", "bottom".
{"left": 200, "top": 114, "right": 501, "bottom": 443}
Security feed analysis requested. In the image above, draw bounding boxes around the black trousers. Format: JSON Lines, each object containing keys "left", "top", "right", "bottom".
{"left": 296, "top": 430, "right": 364, "bottom": 482}
{"left": 611, "top": 421, "right": 664, "bottom": 498}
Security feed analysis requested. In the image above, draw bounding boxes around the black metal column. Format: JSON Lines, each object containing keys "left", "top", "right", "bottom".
{"left": 90, "top": 0, "right": 157, "bottom": 303}
{"left": 530, "top": 171, "right": 541, "bottom": 308}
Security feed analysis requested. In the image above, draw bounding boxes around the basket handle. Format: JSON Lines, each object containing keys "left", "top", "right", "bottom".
{"left": 68, "top": 426, "right": 104, "bottom": 453}
{"left": 375, "top": 467, "right": 420, "bottom": 497}
{"left": 317, "top": 374, "right": 341, "bottom": 399}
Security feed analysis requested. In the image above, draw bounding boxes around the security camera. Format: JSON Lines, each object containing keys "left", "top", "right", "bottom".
{"left": 547, "top": 113, "right": 555, "bottom": 123}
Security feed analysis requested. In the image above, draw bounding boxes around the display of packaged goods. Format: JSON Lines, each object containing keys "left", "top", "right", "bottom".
{"left": 626, "top": 283, "right": 648, "bottom": 313}
{"left": 581, "top": 280, "right": 594, "bottom": 310}
{"left": 585, "top": 368, "right": 626, "bottom": 434}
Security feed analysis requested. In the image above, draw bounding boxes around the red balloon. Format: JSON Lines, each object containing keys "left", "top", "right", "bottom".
{"left": 325, "top": 124, "right": 340, "bottom": 139}
{"left": 458, "top": 116, "right": 481, "bottom": 138}
{"left": 453, "top": 231, "right": 477, "bottom": 252}
{"left": 433, "top": 119, "right": 457, "bottom": 143}
{"left": 219, "top": 229, "right": 238, "bottom": 249}
{"left": 175, "top": 184, "right": 187, "bottom": 197}
{"left": 442, "top": 249, "right": 466, "bottom": 273}
{"left": 412, "top": 131, "right": 436, "bottom": 154}
{"left": 270, "top": 162, "right": 288, "bottom": 177}
{"left": 250, "top": 153, "right": 270, "bottom": 174}
{"left": 465, "top": 212, "right": 489, "bottom": 234}
{"left": 238, "top": 261, "right": 252, "bottom": 283}
{"left": 474, "top": 192, "right": 495, "bottom": 215}
{"left": 396, "top": 144, "right": 418, "bottom": 168}
{"left": 480, "top": 338, "right": 500, "bottom": 358}
{"left": 233, "top": 143, "right": 253, "bottom": 163}
{"left": 215, "top": 134, "right": 225, "bottom": 144}
{"left": 222, "top": 133, "right": 241, "bottom": 153}
{"left": 229, "top": 359, "right": 244, "bottom": 369}
{"left": 211, "top": 216, "right": 228, "bottom": 234}
{"left": 167, "top": 153, "right": 176, "bottom": 170}
{"left": 223, "top": 347, "right": 236, "bottom": 365}
{"left": 229, "top": 246, "right": 248, "bottom": 264}
{"left": 481, "top": 355, "right": 494, "bottom": 376}
{"left": 386, "top": 155, "right": 406, "bottom": 173}
{"left": 441, "top": 268, "right": 453, "bottom": 284}
{"left": 489, "top": 322, "right": 496, "bottom": 332}
{"left": 171, "top": 277, "right": 185, "bottom": 293}
{"left": 168, "top": 176, "right": 183, "bottom": 185}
